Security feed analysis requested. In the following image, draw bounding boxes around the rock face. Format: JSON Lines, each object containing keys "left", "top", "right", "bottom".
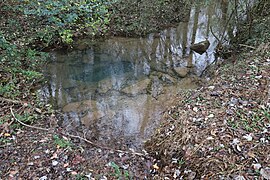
{"left": 150, "top": 76, "right": 163, "bottom": 99}
{"left": 190, "top": 39, "right": 210, "bottom": 55}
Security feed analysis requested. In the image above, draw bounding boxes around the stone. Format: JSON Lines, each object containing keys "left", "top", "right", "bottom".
{"left": 190, "top": 39, "right": 210, "bottom": 55}
{"left": 81, "top": 110, "right": 115, "bottom": 126}
{"left": 62, "top": 99, "right": 97, "bottom": 113}
{"left": 97, "top": 78, "right": 114, "bottom": 94}
{"left": 122, "top": 79, "right": 151, "bottom": 95}
{"left": 174, "top": 67, "right": 189, "bottom": 77}
{"left": 158, "top": 73, "right": 176, "bottom": 84}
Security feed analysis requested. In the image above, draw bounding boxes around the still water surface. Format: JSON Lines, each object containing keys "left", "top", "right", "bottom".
{"left": 42, "top": 2, "right": 232, "bottom": 148}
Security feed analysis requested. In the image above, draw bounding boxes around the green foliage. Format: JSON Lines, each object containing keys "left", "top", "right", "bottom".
{"left": 178, "top": 158, "right": 185, "bottom": 166}
{"left": 75, "top": 174, "right": 87, "bottom": 180}
{"left": 53, "top": 135, "right": 72, "bottom": 148}
{"left": 0, "top": 81, "right": 20, "bottom": 98}
{"left": 11, "top": 112, "right": 39, "bottom": 129}
{"left": 0, "top": 32, "right": 46, "bottom": 99}
{"left": 109, "top": 162, "right": 121, "bottom": 178}
{"left": 60, "top": 30, "right": 73, "bottom": 44}
{"left": 245, "top": 16, "right": 270, "bottom": 45}
{"left": 235, "top": 1, "right": 270, "bottom": 46}
{"left": 228, "top": 107, "right": 270, "bottom": 132}
{"left": 108, "top": 162, "right": 131, "bottom": 179}
{"left": 19, "top": 0, "right": 111, "bottom": 46}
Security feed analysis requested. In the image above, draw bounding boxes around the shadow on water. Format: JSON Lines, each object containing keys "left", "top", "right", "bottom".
{"left": 41, "top": 1, "right": 233, "bottom": 149}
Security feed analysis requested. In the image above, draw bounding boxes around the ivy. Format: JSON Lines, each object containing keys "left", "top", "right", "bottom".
{"left": 20, "top": 0, "right": 112, "bottom": 45}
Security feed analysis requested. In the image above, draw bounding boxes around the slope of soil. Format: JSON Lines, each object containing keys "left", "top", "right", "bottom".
{"left": 145, "top": 45, "right": 270, "bottom": 179}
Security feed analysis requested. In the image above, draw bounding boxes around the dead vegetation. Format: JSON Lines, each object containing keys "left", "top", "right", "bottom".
{"left": 145, "top": 44, "right": 270, "bottom": 179}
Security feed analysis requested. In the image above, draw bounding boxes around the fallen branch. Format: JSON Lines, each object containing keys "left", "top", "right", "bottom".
{"left": 10, "top": 108, "right": 147, "bottom": 157}
{"left": 62, "top": 132, "right": 147, "bottom": 157}
{"left": 10, "top": 108, "right": 49, "bottom": 131}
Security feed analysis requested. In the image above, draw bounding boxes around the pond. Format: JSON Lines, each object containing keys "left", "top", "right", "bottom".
{"left": 41, "top": 1, "right": 232, "bottom": 149}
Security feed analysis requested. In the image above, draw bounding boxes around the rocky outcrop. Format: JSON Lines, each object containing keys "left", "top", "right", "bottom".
{"left": 190, "top": 39, "right": 210, "bottom": 55}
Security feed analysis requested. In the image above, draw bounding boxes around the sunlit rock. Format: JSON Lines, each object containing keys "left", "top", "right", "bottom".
{"left": 190, "top": 39, "right": 210, "bottom": 55}
{"left": 174, "top": 67, "right": 189, "bottom": 77}
{"left": 122, "top": 79, "right": 151, "bottom": 95}
{"left": 62, "top": 99, "right": 96, "bottom": 113}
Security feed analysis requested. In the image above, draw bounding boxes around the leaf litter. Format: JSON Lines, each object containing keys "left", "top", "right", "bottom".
{"left": 145, "top": 48, "right": 270, "bottom": 179}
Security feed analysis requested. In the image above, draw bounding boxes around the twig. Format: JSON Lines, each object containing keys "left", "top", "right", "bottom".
{"left": 10, "top": 108, "right": 49, "bottom": 131}
{"left": 210, "top": 8, "right": 235, "bottom": 44}
{"left": 210, "top": 26, "right": 221, "bottom": 42}
{"left": 0, "top": 97, "right": 23, "bottom": 105}
{"left": 239, "top": 44, "right": 256, "bottom": 49}
{"left": 63, "top": 132, "right": 147, "bottom": 157}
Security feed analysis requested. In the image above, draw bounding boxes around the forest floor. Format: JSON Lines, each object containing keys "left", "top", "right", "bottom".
{"left": 1, "top": 1, "right": 270, "bottom": 179}
{"left": 145, "top": 44, "right": 270, "bottom": 179}
{"left": 1, "top": 44, "right": 269, "bottom": 179}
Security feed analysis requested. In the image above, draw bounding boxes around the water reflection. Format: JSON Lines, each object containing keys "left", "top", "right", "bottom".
{"left": 42, "top": 1, "right": 231, "bottom": 148}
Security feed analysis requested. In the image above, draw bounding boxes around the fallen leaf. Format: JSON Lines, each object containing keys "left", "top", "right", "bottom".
{"left": 50, "top": 152, "right": 58, "bottom": 159}
{"left": 39, "top": 176, "right": 47, "bottom": 180}
{"left": 4, "top": 133, "right": 11, "bottom": 137}
{"left": 188, "top": 171, "right": 196, "bottom": 180}
{"left": 206, "top": 136, "right": 214, "bottom": 140}
{"left": 243, "top": 134, "right": 253, "bottom": 141}
{"left": 66, "top": 168, "right": 72, "bottom": 172}
{"left": 9, "top": 170, "right": 18, "bottom": 177}
{"left": 71, "top": 171, "right": 78, "bottom": 175}
{"left": 72, "top": 155, "right": 85, "bottom": 165}
{"left": 252, "top": 163, "right": 261, "bottom": 170}
{"left": 260, "top": 167, "right": 270, "bottom": 180}
{"left": 208, "top": 86, "right": 215, "bottom": 90}
{"left": 34, "top": 155, "right": 40, "bottom": 159}
{"left": 173, "top": 169, "right": 181, "bottom": 178}
{"left": 234, "top": 175, "right": 246, "bottom": 180}
{"left": 193, "top": 107, "right": 198, "bottom": 112}
{"left": 247, "top": 151, "right": 256, "bottom": 158}
{"left": 27, "top": 162, "right": 34, "bottom": 166}
{"left": 153, "top": 163, "right": 159, "bottom": 170}
{"left": 52, "top": 160, "right": 58, "bottom": 166}
{"left": 35, "top": 108, "right": 42, "bottom": 114}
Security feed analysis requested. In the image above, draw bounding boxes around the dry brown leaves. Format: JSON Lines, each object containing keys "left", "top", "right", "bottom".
{"left": 145, "top": 48, "right": 270, "bottom": 179}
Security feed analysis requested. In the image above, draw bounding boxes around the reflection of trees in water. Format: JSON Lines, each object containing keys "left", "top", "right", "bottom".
{"left": 44, "top": 0, "right": 234, "bottom": 109}
{"left": 42, "top": 0, "right": 236, "bottom": 147}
